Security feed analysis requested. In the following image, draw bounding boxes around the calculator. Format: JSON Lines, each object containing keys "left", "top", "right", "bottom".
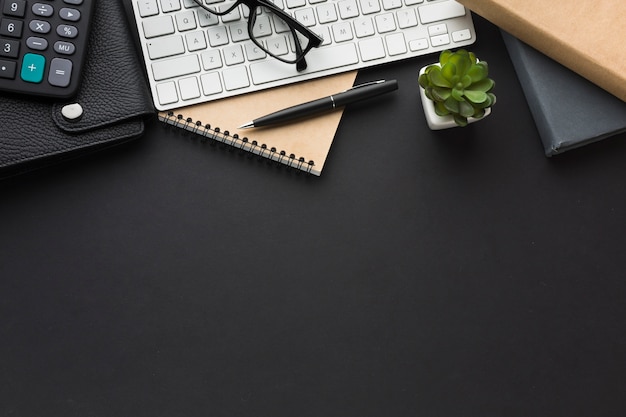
{"left": 0, "top": 0, "right": 94, "bottom": 99}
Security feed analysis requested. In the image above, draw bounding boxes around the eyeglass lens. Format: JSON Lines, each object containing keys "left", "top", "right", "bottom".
{"left": 194, "top": 0, "right": 318, "bottom": 66}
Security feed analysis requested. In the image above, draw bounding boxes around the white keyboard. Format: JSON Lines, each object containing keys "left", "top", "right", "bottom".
{"left": 131, "top": 0, "right": 476, "bottom": 111}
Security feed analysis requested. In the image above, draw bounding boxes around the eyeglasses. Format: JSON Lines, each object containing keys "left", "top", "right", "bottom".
{"left": 192, "top": 0, "right": 323, "bottom": 71}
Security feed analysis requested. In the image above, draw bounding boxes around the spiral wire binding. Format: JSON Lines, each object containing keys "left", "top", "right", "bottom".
{"left": 159, "top": 112, "right": 315, "bottom": 174}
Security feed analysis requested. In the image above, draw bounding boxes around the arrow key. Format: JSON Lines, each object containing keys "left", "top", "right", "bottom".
{"left": 60, "top": 8, "right": 81, "bottom": 22}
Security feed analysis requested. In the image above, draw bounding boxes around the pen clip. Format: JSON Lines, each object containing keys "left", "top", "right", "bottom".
{"left": 343, "top": 79, "right": 386, "bottom": 92}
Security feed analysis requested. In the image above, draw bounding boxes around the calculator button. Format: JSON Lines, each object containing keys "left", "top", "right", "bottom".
{"left": 54, "top": 40, "right": 75, "bottom": 55}
{"left": 60, "top": 8, "right": 81, "bottom": 22}
{"left": 0, "top": 18, "right": 24, "bottom": 38}
{"left": 32, "top": 3, "right": 54, "bottom": 17}
{"left": 57, "top": 24, "right": 78, "bottom": 38}
{"left": 0, "top": 59, "right": 17, "bottom": 79}
{"left": 0, "top": 38, "right": 20, "bottom": 58}
{"left": 48, "top": 58, "right": 72, "bottom": 87}
{"left": 20, "top": 53, "right": 45, "bottom": 83}
{"left": 2, "top": 1, "right": 27, "bottom": 18}
{"left": 27, "top": 36, "right": 48, "bottom": 50}
{"left": 29, "top": 20, "right": 51, "bottom": 34}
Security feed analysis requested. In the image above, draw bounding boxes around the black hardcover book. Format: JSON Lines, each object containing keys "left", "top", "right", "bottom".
{"left": 0, "top": 0, "right": 154, "bottom": 178}
{"left": 502, "top": 31, "right": 626, "bottom": 156}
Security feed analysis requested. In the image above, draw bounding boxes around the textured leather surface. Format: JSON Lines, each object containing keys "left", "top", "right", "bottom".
{"left": 0, "top": 0, "right": 154, "bottom": 175}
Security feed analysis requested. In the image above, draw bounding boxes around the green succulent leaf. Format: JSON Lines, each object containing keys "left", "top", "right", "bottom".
{"left": 439, "top": 50, "right": 453, "bottom": 65}
{"left": 429, "top": 67, "right": 453, "bottom": 88}
{"left": 440, "top": 62, "right": 457, "bottom": 83}
{"left": 464, "top": 89, "right": 488, "bottom": 104}
{"left": 434, "top": 101, "right": 450, "bottom": 116}
{"left": 467, "top": 63, "right": 488, "bottom": 82}
{"left": 431, "top": 87, "right": 451, "bottom": 101}
{"left": 451, "top": 88, "right": 464, "bottom": 102}
{"left": 461, "top": 75, "right": 472, "bottom": 88}
{"left": 444, "top": 96, "right": 460, "bottom": 114}
{"left": 459, "top": 101, "right": 476, "bottom": 118}
{"left": 418, "top": 73, "right": 429, "bottom": 89}
{"left": 471, "top": 78, "right": 495, "bottom": 93}
{"left": 448, "top": 52, "right": 471, "bottom": 76}
{"left": 453, "top": 114, "right": 468, "bottom": 127}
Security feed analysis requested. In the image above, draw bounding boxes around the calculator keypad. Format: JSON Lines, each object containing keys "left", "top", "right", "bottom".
{"left": 0, "top": 0, "right": 94, "bottom": 99}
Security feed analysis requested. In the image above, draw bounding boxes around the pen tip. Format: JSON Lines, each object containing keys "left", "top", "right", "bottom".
{"left": 239, "top": 121, "right": 254, "bottom": 129}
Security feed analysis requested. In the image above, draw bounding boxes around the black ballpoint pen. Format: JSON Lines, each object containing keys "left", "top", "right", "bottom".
{"left": 239, "top": 79, "right": 398, "bottom": 129}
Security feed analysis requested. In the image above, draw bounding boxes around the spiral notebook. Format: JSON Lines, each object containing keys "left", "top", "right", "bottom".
{"left": 159, "top": 72, "right": 357, "bottom": 176}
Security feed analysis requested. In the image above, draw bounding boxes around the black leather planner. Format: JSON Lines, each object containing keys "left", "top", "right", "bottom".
{"left": 0, "top": 0, "right": 154, "bottom": 178}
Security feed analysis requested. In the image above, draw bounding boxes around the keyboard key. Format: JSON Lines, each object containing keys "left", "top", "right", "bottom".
{"left": 428, "top": 23, "right": 447, "bottom": 36}
{"left": 200, "top": 72, "right": 222, "bottom": 95}
{"left": 332, "top": 22, "right": 353, "bottom": 42}
{"left": 418, "top": 0, "right": 466, "bottom": 24}
{"left": 185, "top": 31, "right": 207, "bottom": 52}
{"left": 382, "top": 0, "right": 402, "bottom": 10}
{"left": 397, "top": 9, "right": 418, "bottom": 28}
{"left": 223, "top": 66, "right": 250, "bottom": 90}
{"left": 201, "top": 49, "right": 223, "bottom": 70}
{"left": 338, "top": 0, "right": 359, "bottom": 19}
{"left": 142, "top": 16, "right": 175, "bottom": 38}
{"left": 250, "top": 43, "right": 359, "bottom": 85}
{"left": 175, "top": 10, "right": 197, "bottom": 31}
{"left": 354, "top": 17, "right": 375, "bottom": 37}
{"left": 358, "top": 37, "right": 385, "bottom": 61}
{"left": 452, "top": 28, "right": 472, "bottom": 42}
{"left": 359, "top": 0, "right": 381, "bottom": 15}
{"left": 223, "top": 44, "right": 245, "bottom": 66}
{"left": 430, "top": 33, "right": 450, "bottom": 47}
{"left": 375, "top": 13, "right": 396, "bottom": 33}
{"left": 137, "top": 0, "right": 159, "bottom": 18}
{"left": 147, "top": 35, "right": 185, "bottom": 59}
{"left": 317, "top": 4, "right": 338, "bottom": 24}
{"left": 156, "top": 81, "right": 179, "bottom": 105}
{"left": 152, "top": 54, "right": 201, "bottom": 80}
{"left": 386, "top": 32, "right": 407, "bottom": 56}
{"left": 179, "top": 76, "right": 201, "bottom": 100}
{"left": 409, "top": 38, "right": 429, "bottom": 51}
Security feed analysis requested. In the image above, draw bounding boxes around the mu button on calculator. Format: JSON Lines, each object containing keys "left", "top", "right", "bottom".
{"left": 0, "top": 0, "right": 94, "bottom": 99}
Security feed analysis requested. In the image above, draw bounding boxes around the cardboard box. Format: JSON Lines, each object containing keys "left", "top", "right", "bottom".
{"left": 457, "top": 0, "right": 626, "bottom": 102}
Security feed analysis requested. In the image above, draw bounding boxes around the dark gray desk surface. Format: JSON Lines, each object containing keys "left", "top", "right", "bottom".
{"left": 2, "top": 15, "right": 626, "bottom": 417}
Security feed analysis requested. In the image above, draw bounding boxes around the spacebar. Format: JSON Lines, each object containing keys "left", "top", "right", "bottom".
{"left": 250, "top": 43, "right": 359, "bottom": 85}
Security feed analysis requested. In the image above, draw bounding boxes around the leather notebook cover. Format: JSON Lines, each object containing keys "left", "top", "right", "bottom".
{"left": 457, "top": 0, "right": 626, "bottom": 102}
{"left": 502, "top": 32, "right": 626, "bottom": 156}
{"left": 0, "top": 0, "right": 154, "bottom": 178}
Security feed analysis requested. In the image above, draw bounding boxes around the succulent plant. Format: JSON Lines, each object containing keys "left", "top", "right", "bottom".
{"left": 418, "top": 49, "right": 496, "bottom": 127}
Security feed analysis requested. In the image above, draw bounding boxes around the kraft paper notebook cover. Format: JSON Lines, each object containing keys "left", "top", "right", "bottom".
{"left": 159, "top": 72, "right": 357, "bottom": 176}
{"left": 457, "top": 0, "right": 626, "bottom": 102}
{"left": 502, "top": 32, "right": 626, "bottom": 156}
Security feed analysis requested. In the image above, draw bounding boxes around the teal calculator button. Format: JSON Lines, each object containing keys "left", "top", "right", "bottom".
{"left": 21, "top": 53, "right": 46, "bottom": 83}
